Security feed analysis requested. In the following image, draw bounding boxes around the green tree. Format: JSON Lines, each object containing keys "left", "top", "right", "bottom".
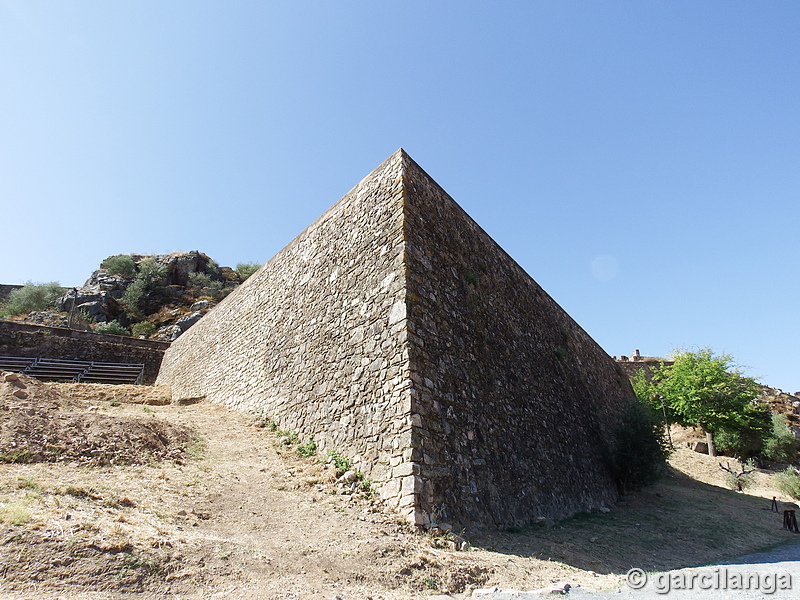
{"left": 100, "top": 254, "right": 137, "bottom": 277}
{"left": 714, "top": 404, "right": 772, "bottom": 460}
{"left": 0, "top": 282, "right": 64, "bottom": 317}
{"left": 135, "top": 257, "right": 166, "bottom": 286}
{"left": 634, "top": 348, "right": 764, "bottom": 457}
{"left": 763, "top": 413, "right": 799, "bottom": 464}
{"left": 121, "top": 257, "right": 167, "bottom": 320}
{"left": 235, "top": 262, "right": 261, "bottom": 281}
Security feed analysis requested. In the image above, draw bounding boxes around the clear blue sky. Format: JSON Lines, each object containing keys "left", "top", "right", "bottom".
{"left": 1, "top": 2, "right": 798, "bottom": 392}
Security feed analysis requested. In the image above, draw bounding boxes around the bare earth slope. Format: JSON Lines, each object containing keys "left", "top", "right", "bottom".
{"left": 0, "top": 375, "right": 796, "bottom": 599}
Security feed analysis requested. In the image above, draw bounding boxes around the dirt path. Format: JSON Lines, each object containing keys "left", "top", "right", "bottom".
{"left": 1, "top": 377, "right": 795, "bottom": 599}
{"left": 0, "top": 379, "right": 591, "bottom": 599}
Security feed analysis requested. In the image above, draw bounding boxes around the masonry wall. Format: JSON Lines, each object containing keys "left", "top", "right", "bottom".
{"left": 157, "top": 154, "right": 417, "bottom": 510}
{"left": 401, "top": 155, "right": 635, "bottom": 527}
{"left": 0, "top": 321, "right": 169, "bottom": 383}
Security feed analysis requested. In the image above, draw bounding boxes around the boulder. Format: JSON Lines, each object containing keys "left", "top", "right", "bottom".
{"left": 155, "top": 324, "right": 183, "bottom": 342}
{"left": 75, "top": 300, "right": 107, "bottom": 321}
{"left": 164, "top": 251, "right": 212, "bottom": 286}
{"left": 176, "top": 311, "right": 206, "bottom": 332}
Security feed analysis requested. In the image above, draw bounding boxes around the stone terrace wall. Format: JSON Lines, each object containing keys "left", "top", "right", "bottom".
{"left": 616, "top": 358, "right": 673, "bottom": 382}
{"left": 157, "top": 153, "right": 416, "bottom": 510}
{"left": 402, "top": 155, "right": 634, "bottom": 527}
{"left": 0, "top": 321, "right": 169, "bottom": 383}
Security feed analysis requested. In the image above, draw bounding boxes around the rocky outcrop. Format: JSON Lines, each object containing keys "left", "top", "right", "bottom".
{"left": 55, "top": 251, "right": 243, "bottom": 339}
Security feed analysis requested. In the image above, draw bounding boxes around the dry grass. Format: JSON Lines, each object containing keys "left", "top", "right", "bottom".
{"left": 470, "top": 448, "right": 796, "bottom": 578}
{"left": 1, "top": 382, "right": 798, "bottom": 598}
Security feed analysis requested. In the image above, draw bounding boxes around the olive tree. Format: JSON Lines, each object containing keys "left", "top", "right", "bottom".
{"left": 633, "top": 348, "right": 765, "bottom": 457}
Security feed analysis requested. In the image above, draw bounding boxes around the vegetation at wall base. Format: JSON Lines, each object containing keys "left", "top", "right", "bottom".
{"left": 131, "top": 321, "right": 157, "bottom": 338}
{"left": 95, "top": 320, "right": 131, "bottom": 336}
{"left": 609, "top": 399, "right": 671, "bottom": 492}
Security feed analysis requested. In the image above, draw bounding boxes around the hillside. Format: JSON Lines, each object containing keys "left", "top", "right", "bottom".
{"left": 1, "top": 252, "right": 260, "bottom": 342}
{"left": 1, "top": 373, "right": 798, "bottom": 599}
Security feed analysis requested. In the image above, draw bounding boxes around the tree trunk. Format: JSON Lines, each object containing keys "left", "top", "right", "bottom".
{"left": 704, "top": 429, "right": 717, "bottom": 456}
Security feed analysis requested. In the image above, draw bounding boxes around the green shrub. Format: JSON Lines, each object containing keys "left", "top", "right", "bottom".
{"left": 0, "top": 281, "right": 63, "bottom": 317}
{"left": 609, "top": 400, "right": 671, "bottom": 492}
{"left": 763, "top": 414, "right": 799, "bottom": 464}
{"left": 122, "top": 278, "right": 147, "bottom": 319}
{"left": 136, "top": 257, "right": 166, "bottom": 285}
{"left": 95, "top": 320, "right": 130, "bottom": 336}
{"left": 276, "top": 429, "right": 299, "bottom": 445}
{"left": 101, "top": 254, "right": 136, "bottom": 277}
{"left": 713, "top": 403, "right": 772, "bottom": 460}
{"left": 775, "top": 466, "right": 800, "bottom": 499}
{"left": 131, "top": 321, "right": 156, "bottom": 337}
{"left": 205, "top": 259, "right": 221, "bottom": 277}
{"left": 297, "top": 437, "right": 317, "bottom": 458}
{"left": 235, "top": 262, "right": 261, "bottom": 281}
{"left": 189, "top": 272, "right": 212, "bottom": 290}
{"left": 325, "top": 450, "right": 353, "bottom": 476}
{"left": 189, "top": 272, "right": 228, "bottom": 300}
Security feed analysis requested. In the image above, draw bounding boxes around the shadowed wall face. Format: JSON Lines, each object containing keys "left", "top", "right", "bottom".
{"left": 401, "top": 155, "right": 631, "bottom": 526}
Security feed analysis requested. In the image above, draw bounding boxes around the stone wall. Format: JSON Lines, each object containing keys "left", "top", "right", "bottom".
{"left": 0, "top": 321, "right": 169, "bottom": 383}
{"left": 616, "top": 356, "right": 673, "bottom": 382}
{"left": 158, "top": 149, "right": 636, "bottom": 528}
{"left": 157, "top": 153, "right": 416, "bottom": 507}
{"left": 401, "top": 155, "right": 633, "bottom": 526}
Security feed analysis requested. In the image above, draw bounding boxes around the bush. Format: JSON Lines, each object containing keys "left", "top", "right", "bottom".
{"left": 712, "top": 403, "right": 772, "bottom": 460}
{"left": 188, "top": 272, "right": 212, "bottom": 290}
{"left": 122, "top": 278, "right": 147, "bottom": 320}
{"left": 95, "top": 320, "right": 130, "bottom": 336}
{"left": 120, "top": 257, "right": 167, "bottom": 320}
{"left": 609, "top": 400, "right": 671, "bottom": 492}
{"left": 715, "top": 427, "right": 766, "bottom": 460}
{"left": 131, "top": 321, "right": 156, "bottom": 337}
{"left": 136, "top": 257, "right": 166, "bottom": 285}
{"left": 189, "top": 272, "right": 228, "bottom": 300}
{"left": 763, "top": 414, "right": 799, "bottom": 464}
{"left": 326, "top": 450, "right": 353, "bottom": 476}
{"left": 0, "top": 282, "right": 64, "bottom": 317}
{"left": 297, "top": 438, "right": 317, "bottom": 458}
{"left": 101, "top": 254, "right": 136, "bottom": 277}
{"left": 775, "top": 466, "right": 800, "bottom": 499}
{"left": 235, "top": 262, "right": 261, "bottom": 281}
{"left": 205, "top": 259, "right": 221, "bottom": 277}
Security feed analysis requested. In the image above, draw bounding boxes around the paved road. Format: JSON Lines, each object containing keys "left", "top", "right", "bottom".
{"left": 478, "top": 537, "right": 800, "bottom": 599}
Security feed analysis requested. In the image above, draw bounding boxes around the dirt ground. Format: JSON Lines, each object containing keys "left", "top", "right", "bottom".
{"left": 0, "top": 374, "right": 796, "bottom": 599}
